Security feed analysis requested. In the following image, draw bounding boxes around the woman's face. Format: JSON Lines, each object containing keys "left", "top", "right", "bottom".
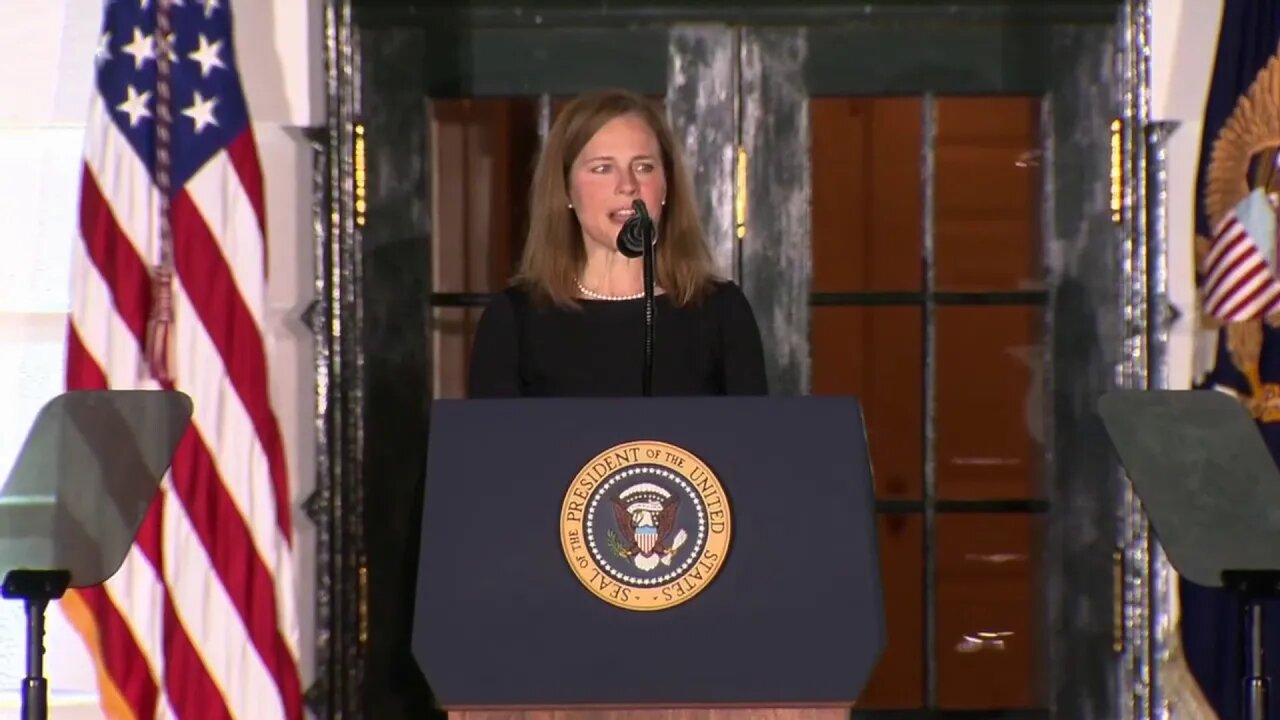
{"left": 567, "top": 113, "right": 667, "bottom": 256}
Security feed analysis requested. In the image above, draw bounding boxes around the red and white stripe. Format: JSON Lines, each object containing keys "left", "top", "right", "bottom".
{"left": 60, "top": 67, "right": 301, "bottom": 720}
{"left": 1202, "top": 210, "right": 1280, "bottom": 322}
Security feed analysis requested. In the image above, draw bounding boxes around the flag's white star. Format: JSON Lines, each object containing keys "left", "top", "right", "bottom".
{"left": 187, "top": 34, "right": 225, "bottom": 77}
{"left": 121, "top": 27, "right": 155, "bottom": 70}
{"left": 94, "top": 32, "right": 112, "bottom": 68}
{"left": 116, "top": 85, "right": 153, "bottom": 127}
{"left": 182, "top": 90, "right": 219, "bottom": 133}
{"left": 200, "top": 0, "right": 220, "bottom": 18}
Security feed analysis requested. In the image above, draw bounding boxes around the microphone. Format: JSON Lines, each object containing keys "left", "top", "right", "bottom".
{"left": 616, "top": 199, "right": 655, "bottom": 258}
{"left": 614, "top": 198, "right": 657, "bottom": 396}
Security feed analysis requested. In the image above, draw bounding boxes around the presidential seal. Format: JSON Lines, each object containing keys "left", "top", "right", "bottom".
{"left": 559, "top": 440, "right": 731, "bottom": 611}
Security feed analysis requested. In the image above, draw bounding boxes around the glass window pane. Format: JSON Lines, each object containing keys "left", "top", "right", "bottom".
{"left": 0, "top": 128, "right": 84, "bottom": 313}
{"left": 936, "top": 305, "right": 1045, "bottom": 499}
{"left": 857, "top": 513, "right": 923, "bottom": 709}
{"left": 811, "top": 97, "right": 922, "bottom": 293}
{"left": 935, "top": 97, "right": 1043, "bottom": 292}
{"left": 935, "top": 513, "right": 1045, "bottom": 708}
{"left": 811, "top": 306, "right": 922, "bottom": 499}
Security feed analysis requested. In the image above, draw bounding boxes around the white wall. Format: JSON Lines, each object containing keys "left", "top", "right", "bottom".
{"left": 1150, "top": 0, "right": 1225, "bottom": 390}
{"left": 0, "top": 1, "right": 322, "bottom": 716}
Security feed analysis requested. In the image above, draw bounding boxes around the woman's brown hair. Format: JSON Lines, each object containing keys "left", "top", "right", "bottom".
{"left": 514, "top": 88, "right": 718, "bottom": 307}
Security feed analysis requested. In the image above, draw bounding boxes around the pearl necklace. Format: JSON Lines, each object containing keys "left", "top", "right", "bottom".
{"left": 575, "top": 279, "right": 644, "bottom": 301}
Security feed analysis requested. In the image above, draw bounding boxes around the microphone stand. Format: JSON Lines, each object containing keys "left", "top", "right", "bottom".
{"left": 616, "top": 199, "right": 656, "bottom": 396}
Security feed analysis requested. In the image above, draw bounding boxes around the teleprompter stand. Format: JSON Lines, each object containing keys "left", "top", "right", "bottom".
{"left": 0, "top": 390, "right": 192, "bottom": 720}
{"left": 3, "top": 569, "right": 70, "bottom": 720}
{"left": 1223, "top": 570, "right": 1280, "bottom": 720}
{"left": 1098, "top": 389, "right": 1280, "bottom": 720}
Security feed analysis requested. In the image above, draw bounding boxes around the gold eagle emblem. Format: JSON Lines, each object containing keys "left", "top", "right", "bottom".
{"left": 1197, "top": 52, "right": 1280, "bottom": 408}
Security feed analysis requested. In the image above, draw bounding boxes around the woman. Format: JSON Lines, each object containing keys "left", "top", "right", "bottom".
{"left": 467, "top": 88, "right": 768, "bottom": 398}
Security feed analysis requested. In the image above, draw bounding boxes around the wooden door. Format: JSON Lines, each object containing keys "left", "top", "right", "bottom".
{"left": 809, "top": 95, "right": 1048, "bottom": 709}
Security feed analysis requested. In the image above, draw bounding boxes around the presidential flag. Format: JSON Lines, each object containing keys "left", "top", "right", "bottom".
{"left": 60, "top": 0, "right": 302, "bottom": 717}
{"left": 1190, "top": 1, "right": 1280, "bottom": 718}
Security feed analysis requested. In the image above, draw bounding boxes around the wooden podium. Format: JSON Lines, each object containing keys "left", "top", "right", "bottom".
{"left": 412, "top": 397, "right": 885, "bottom": 719}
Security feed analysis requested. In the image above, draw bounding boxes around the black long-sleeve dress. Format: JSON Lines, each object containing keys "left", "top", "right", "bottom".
{"left": 466, "top": 280, "right": 768, "bottom": 398}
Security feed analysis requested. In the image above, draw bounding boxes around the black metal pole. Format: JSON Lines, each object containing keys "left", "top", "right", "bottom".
{"left": 615, "top": 198, "right": 657, "bottom": 397}
{"left": 1246, "top": 598, "right": 1267, "bottom": 720}
{"left": 23, "top": 597, "right": 48, "bottom": 720}
{"left": 3, "top": 570, "right": 70, "bottom": 720}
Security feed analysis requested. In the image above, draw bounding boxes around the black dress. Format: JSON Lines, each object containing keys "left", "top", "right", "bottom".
{"left": 466, "top": 280, "right": 769, "bottom": 397}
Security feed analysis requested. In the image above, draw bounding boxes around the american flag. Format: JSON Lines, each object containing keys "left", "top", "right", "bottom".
{"left": 1202, "top": 193, "right": 1280, "bottom": 322}
{"left": 60, "top": 0, "right": 302, "bottom": 718}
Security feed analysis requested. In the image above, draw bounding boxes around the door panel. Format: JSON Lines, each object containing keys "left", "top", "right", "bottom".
{"left": 935, "top": 304, "right": 1045, "bottom": 500}
{"left": 811, "top": 305, "right": 924, "bottom": 501}
{"left": 935, "top": 513, "right": 1045, "bottom": 708}
{"left": 865, "top": 514, "right": 925, "bottom": 708}
{"left": 934, "top": 97, "right": 1043, "bottom": 292}
{"left": 811, "top": 97, "right": 923, "bottom": 294}
{"left": 808, "top": 91, "right": 1048, "bottom": 710}
{"left": 428, "top": 98, "right": 540, "bottom": 398}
